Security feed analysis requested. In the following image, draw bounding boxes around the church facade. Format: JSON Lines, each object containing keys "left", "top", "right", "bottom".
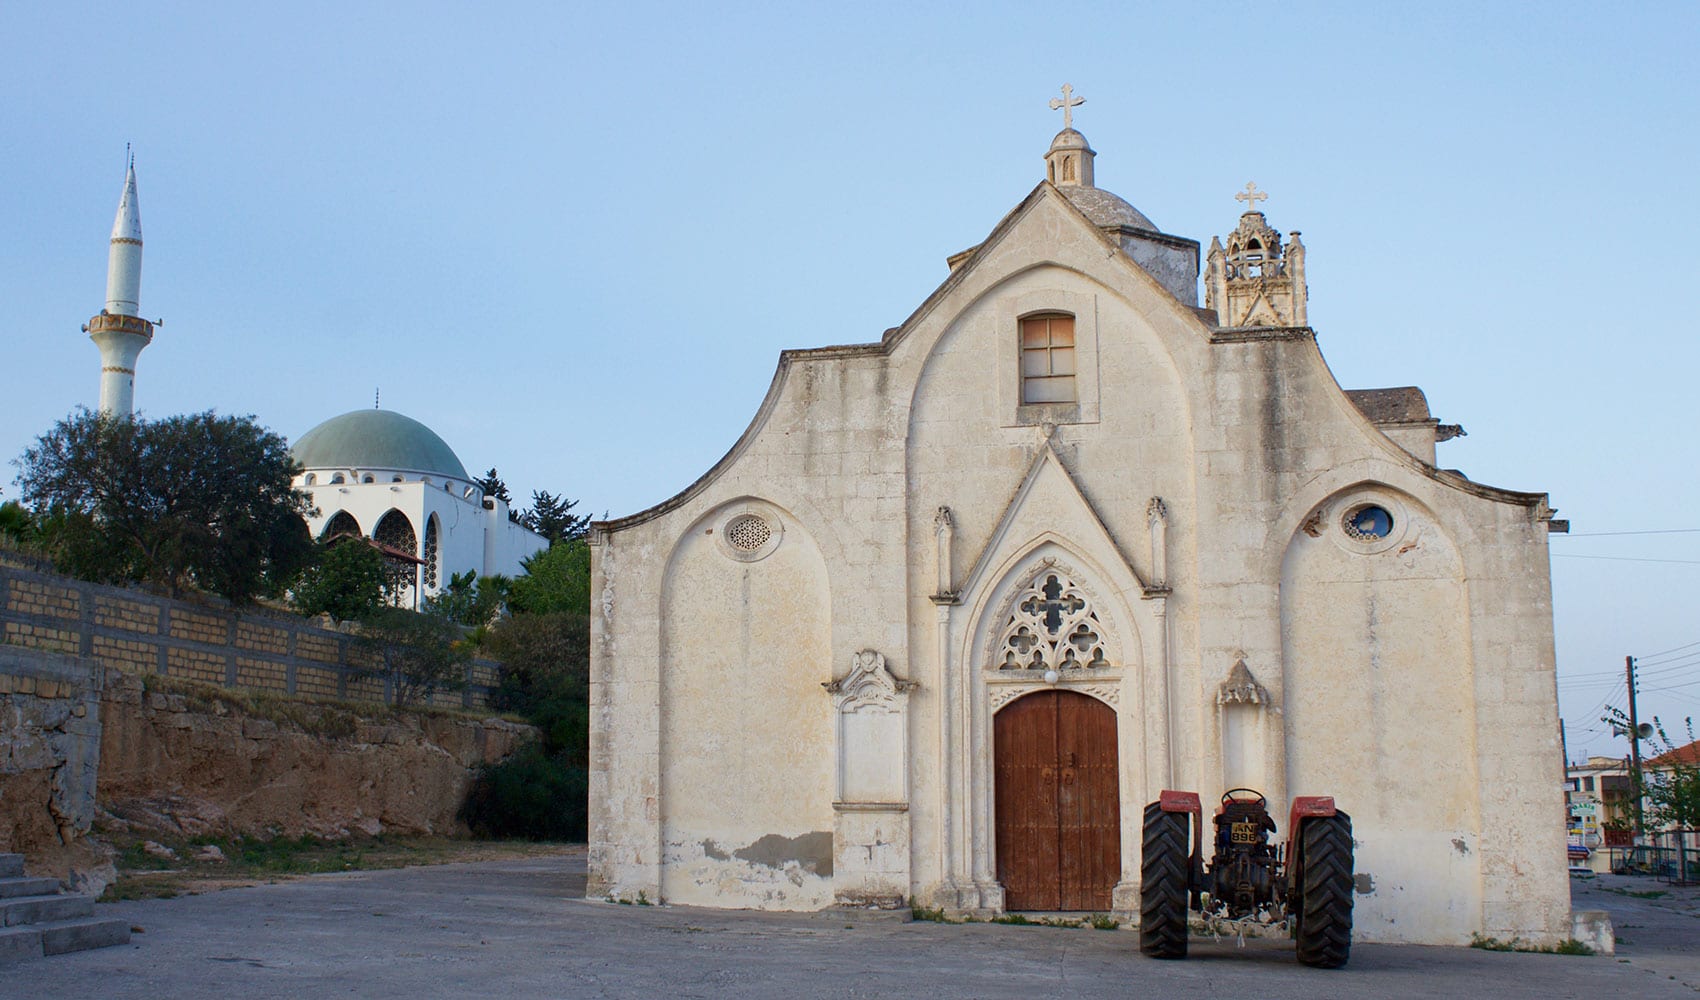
{"left": 587, "top": 115, "right": 1571, "bottom": 947}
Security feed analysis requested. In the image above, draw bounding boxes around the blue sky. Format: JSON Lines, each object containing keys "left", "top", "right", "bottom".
{"left": 3, "top": 2, "right": 1696, "bottom": 757}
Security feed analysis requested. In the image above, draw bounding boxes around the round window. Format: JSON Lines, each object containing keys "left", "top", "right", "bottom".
{"left": 1342, "top": 504, "right": 1394, "bottom": 540}
{"left": 716, "top": 508, "right": 783, "bottom": 562}
{"left": 725, "top": 514, "right": 773, "bottom": 552}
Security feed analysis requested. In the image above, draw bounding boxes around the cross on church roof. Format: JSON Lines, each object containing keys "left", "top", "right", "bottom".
{"left": 1235, "top": 181, "right": 1268, "bottom": 213}
{"left": 1049, "top": 83, "right": 1084, "bottom": 131}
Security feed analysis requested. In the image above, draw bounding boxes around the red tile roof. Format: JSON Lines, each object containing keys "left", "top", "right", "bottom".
{"left": 1647, "top": 738, "right": 1700, "bottom": 769}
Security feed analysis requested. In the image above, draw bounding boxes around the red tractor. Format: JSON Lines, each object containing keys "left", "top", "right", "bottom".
{"left": 1139, "top": 788, "right": 1353, "bottom": 968}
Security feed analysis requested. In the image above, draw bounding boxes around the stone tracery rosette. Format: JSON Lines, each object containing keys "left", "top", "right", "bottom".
{"left": 993, "top": 562, "right": 1115, "bottom": 673}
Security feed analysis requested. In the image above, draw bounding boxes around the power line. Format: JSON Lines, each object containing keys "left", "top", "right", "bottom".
{"left": 1563, "top": 680, "right": 1626, "bottom": 733}
{"left": 1639, "top": 639, "right": 1700, "bottom": 662}
{"left": 1639, "top": 679, "right": 1700, "bottom": 694}
{"left": 1637, "top": 656, "right": 1700, "bottom": 679}
{"left": 1553, "top": 554, "right": 1700, "bottom": 565}
{"left": 1556, "top": 528, "right": 1700, "bottom": 537}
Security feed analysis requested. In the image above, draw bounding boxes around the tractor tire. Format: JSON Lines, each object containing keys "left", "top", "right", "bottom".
{"left": 1139, "top": 801, "right": 1190, "bottom": 959}
{"left": 1294, "top": 811, "right": 1353, "bottom": 969}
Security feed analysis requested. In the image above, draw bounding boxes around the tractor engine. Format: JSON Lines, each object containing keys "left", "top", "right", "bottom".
{"left": 1208, "top": 790, "right": 1280, "bottom": 917}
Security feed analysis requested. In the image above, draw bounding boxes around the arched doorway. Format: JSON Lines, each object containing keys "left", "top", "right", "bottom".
{"left": 994, "top": 690, "right": 1119, "bottom": 911}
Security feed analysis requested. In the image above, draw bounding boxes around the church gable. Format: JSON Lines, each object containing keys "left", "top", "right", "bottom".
{"left": 887, "top": 183, "right": 1211, "bottom": 375}
{"left": 957, "top": 441, "right": 1152, "bottom": 605}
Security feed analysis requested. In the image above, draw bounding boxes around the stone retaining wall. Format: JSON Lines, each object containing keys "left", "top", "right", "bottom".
{"left": 0, "top": 553, "right": 500, "bottom": 708}
{"left": 0, "top": 648, "right": 103, "bottom": 858}
{"left": 1, "top": 642, "right": 535, "bottom": 887}
{"left": 96, "top": 671, "right": 533, "bottom": 843}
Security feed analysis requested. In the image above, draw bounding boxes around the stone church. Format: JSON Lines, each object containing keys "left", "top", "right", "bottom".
{"left": 587, "top": 100, "right": 1572, "bottom": 947}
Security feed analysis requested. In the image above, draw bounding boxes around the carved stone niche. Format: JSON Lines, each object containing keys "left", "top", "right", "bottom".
{"left": 1217, "top": 655, "right": 1273, "bottom": 793}
{"left": 822, "top": 649, "right": 916, "bottom": 908}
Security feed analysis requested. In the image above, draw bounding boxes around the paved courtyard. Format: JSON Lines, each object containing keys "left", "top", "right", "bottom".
{"left": 5, "top": 850, "right": 1697, "bottom": 999}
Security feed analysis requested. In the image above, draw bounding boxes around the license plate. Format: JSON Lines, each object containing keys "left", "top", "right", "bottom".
{"left": 1230, "top": 822, "right": 1259, "bottom": 844}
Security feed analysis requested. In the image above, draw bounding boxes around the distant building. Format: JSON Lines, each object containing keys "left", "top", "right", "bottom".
{"left": 1646, "top": 739, "right": 1700, "bottom": 771}
{"left": 71, "top": 162, "right": 546, "bottom": 608}
{"left": 290, "top": 409, "right": 547, "bottom": 607}
{"left": 1565, "top": 756, "right": 1634, "bottom": 871}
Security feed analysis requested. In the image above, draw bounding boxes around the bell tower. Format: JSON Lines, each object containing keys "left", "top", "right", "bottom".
{"left": 1204, "top": 182, "right": 1308, "bottom": 328}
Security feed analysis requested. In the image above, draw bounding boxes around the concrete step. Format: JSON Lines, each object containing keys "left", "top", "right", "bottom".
{"left": 0, "top": 855, "right": 22, "bottom": 878}
{"left": 0, "top": 894, "right": 93, "bottom": 927}
{"left": 0, "top": 925, "right": 42, "bottom": 963}
{"left": 0, "top": 877, "right": 61, "bottom": 900}
{"left": 0, "top": 916, "right": 131, "bottom": 962}
{"left": 39, "top": 916, "right": 131, "bottom": 956}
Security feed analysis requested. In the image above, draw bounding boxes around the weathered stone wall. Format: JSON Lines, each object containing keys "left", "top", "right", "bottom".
{"left": 0, "top": 552, "right": 500, "bottom": 708}
{"left": 96, "top": 672, "right": 531, "bottom": 842}
{"left": 0, "top": 647, "right": 103, "bottom": 858}
{"left": 1, "top": 643, "right": 534, "bottom": 887}
{"left": 1, "top": 560, "right": 541, "bottom": 887}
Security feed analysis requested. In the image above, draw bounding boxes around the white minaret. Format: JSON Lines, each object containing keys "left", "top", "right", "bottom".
{"left": 84, "top": 155, "right": 154, "bottom": 417}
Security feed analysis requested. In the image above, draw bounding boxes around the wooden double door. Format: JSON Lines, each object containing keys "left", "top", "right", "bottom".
{"left": 994, "top": 690, "right": 1121, "bottom": 911}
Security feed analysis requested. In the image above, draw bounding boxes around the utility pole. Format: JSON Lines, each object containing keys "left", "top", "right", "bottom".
{"left": 1626, "top": 655, "right": 1645, "bottom": 841}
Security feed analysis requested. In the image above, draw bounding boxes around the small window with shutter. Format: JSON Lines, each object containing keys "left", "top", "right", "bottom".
{"left": 1020, "top": 314, "right": 1076, "bottom": 404}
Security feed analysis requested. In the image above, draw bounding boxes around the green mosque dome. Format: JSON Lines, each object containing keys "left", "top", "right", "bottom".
{"left": 291, "top": 409, "right": 470, "bottom": 480}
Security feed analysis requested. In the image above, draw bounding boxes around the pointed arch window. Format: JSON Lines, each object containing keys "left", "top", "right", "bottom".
{"left": 320, "top": 510, "right": 361, "bottom": 541}
{"left": 1020, "top": 314, "right": 1076, "bottom": 404}
{"left": 373, "top": 510, "right": 417, "bottom": 556}
{"left": 373, "top": 509, "right": 418, "bottom": 598}
{"left": 997, "top": 568, "right": 1112, "bottom": 672}
{"left": 422, "top": 516, "right": 440, "bottom": 590}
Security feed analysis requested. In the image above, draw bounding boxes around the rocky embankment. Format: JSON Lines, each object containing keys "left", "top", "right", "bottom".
{"left": 98, "top": 674, "right": 532, "bottom": 841}
{"left": 2, "top": 649, "right": 533, "bottom": 891}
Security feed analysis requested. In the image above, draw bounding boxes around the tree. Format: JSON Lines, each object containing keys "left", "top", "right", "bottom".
{"left": 358, "top": 606, "right": 472, "bottom": 707}
{"left": 474, "top": 468, "right": 511, "bottom": 506}
{"left": 485, "top": 610, "right": 590, "bottom": 735}
{"left": 506, "top": 539, "right": 591, "bottom": 616}
{"left": 13, "top": 409, "right": 314, "bottom": 604}
{"left": 291, "top": 539, "right": 394, "bottom": 622}
{"left": 425, "top": 570, "right": 509, "bottom": 629}
{"left": 465, "top": 608, "right": 592, "bottom": 840}
{"left": 0, "top": 500, "right": 34, "bottom": 547}
{"left": 461, "top": 532, "right": 594, "bottom": 841}
{"left": 518, "top": 490, "right": 590, "bottom": 545}
{"left": 1644, "top": 717, "right": 1700, "bottom": 833}
{"left": 423, "top": 569, "right": 511, "bottom": 657}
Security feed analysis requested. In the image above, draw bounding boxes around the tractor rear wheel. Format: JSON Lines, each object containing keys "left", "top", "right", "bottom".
{"left": 1294, "top": 811, "right": 1353, "bottom": 969}
{"left": 1139, "top": 802, "right": 1190, "bottom": 959}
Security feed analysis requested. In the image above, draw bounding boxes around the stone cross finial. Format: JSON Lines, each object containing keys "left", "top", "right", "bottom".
{"left": 1049, "top": 84, "right": 1085, "bottom": 131}
{"left": 1235, "top": 181, "right": 1268, "bottom": 213}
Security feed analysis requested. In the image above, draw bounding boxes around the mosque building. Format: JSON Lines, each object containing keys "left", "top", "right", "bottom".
{"left": 289, "top": 408, "right": 548, "bottom": 606}
{"left": 80, "top": 162, "right": 546, "bottom": 603}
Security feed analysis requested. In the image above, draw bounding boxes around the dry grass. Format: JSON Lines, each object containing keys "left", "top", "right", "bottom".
{"left": 100, "top": 831, "right": 577, "bottom": 901}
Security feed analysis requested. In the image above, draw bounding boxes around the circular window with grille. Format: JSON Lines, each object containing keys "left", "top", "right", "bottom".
{"left": 1342, "top": 504, "right": 1393, "bottom": 540}
{"left": 1326, "top": 491, "right": 1409, "bottom": 555}
{"left": 726, "top": 514, "right": 772, "bottom": 551}
{"left": 716, "top": 508, "right": 783, "bottom": 562}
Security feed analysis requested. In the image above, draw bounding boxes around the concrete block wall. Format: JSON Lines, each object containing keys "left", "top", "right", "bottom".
{"left": 0, "top": 553, "right": 497, "bottom": 710}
